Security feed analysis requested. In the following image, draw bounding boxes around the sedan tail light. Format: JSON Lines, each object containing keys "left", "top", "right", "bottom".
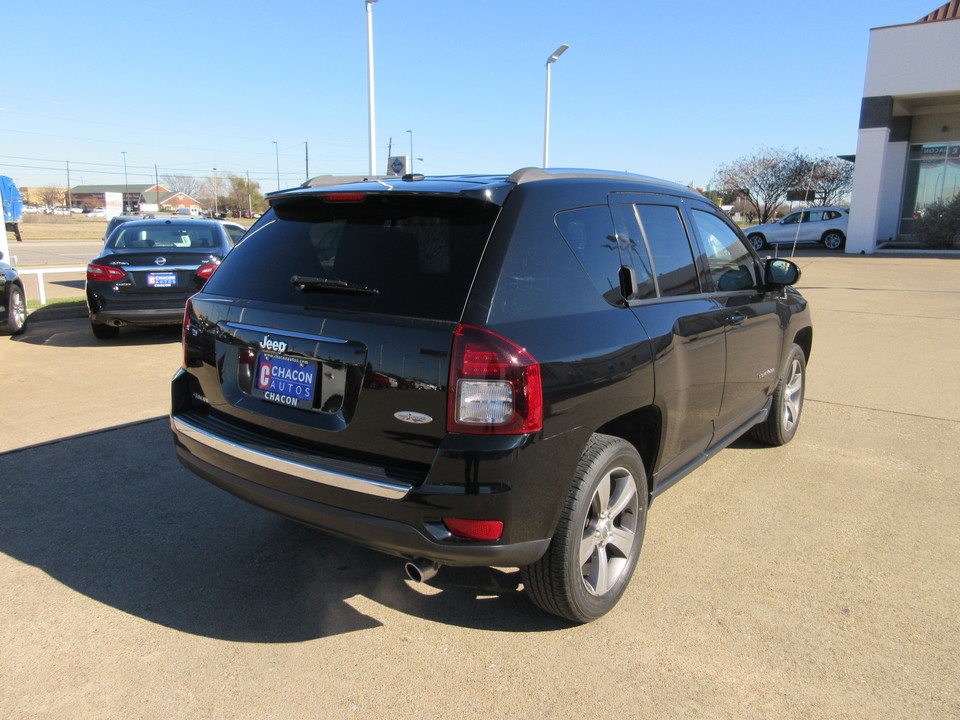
{"left": 447, "top": 325, "right": 543, "bottom": 435}
{"left": 196, "top": 263, "right": 220, "bottom": 280}
{"left": 87, "top": 263, "right": 126, "bottom": 282}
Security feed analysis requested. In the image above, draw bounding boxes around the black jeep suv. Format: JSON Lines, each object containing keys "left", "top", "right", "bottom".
{"left": 171, "top": 168, "right": 812, "bottom": 622}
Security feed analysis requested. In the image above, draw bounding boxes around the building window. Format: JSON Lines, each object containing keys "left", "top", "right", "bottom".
{"left": 900, "top": 143, "right": 960, "bottom": 235}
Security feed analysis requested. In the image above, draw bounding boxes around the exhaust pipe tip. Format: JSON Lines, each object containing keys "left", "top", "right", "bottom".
{"left": 404, "top": 559, "right": 440, "bottom": 583}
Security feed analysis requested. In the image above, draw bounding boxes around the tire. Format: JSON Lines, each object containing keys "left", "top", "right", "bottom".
{"left": 1, "top": 284, "right": 27, "bottom": 336}
{"left": 91, "top": 321, "right": 120, "bottom": 339}
{"left": 748, "top": 234, "right": 766, "bottom": 251}
{"left": 749, "top": 344, "right": 805, "bottom": 446}
{"left": 521, "top": 433, "right": 647, "bottom": 623}
{"left": 822, "top": 231, "right": 845, "bottom": 250}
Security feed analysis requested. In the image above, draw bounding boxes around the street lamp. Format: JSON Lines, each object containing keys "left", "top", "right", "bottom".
{"left": 366, "top": 0, "right": 380, "bottom": 177}
{"left": 272, "top": 141, "right": 280, "bottom": 190}
{"left": 406, "top": 130, "right": 413, "bottom": 173}
{"left": 543, "top": 44, "right": 569, "bottom": 168}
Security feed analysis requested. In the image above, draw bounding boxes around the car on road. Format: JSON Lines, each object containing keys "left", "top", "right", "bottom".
{"left": 171, "top": 168, "right": 812, "bottom": 622}
{"left": 743, "top": 206, "right": 848, "bottom": 251}
{"left": 86, "top": 218, "right": 236, "bottom": 339}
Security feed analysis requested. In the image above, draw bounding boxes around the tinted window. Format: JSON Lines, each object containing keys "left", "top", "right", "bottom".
{"left": 690, "top": 210, "right": 758, "bottom": 292}
{"left": 629, "top": 204, "right": 699, "bottom": 297}
{"left": 555, "top": 206, "right": 622, "bottom": 304}
{"left": 202, "top": 195, "right": 498, "bottom": 322}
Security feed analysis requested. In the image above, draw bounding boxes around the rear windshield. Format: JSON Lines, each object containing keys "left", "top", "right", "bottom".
{"left": 201, "top": 194, "right": 499, "bottom": 321}
{"left": 107, "top": 224, "right": 223, "bottom": 250}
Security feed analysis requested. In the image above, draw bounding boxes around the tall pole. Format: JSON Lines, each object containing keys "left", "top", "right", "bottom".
{"left": 406, "top": 130, "right": 413, "bottom": 173}
{"left": 543, "top": 44, "right": 569, "bottom": 168}
{"left": 66, "top": 161, "right": 71, "bottom": 209}
{"left": 121, "top": 151, "right": 128, "bottom": 212}
{"left": 155, "top": 164, "right": 160, "bottom": 209}
{"left": 272, "top": 141, "right": 280, "bottom": 190}
{"left": 304, "top": 141, "right": 309, "bottom": 181}
{"left": 247, "top": 170, "right": 253, "bottom": 216}
{"left": 366, "top": 0, "right": 379, "bottom": 177}
{"left": 213, "top": 168, "right": 218, "bottom": 216}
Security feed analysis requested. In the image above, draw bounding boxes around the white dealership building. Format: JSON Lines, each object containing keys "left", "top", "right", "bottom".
{"left": 847, "top": 2, "right": 960, "bottom": 253}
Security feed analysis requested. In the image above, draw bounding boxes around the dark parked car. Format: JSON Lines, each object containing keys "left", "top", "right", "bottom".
{"left": 86, "top": 218, "right": 236, "bottom": 339}
{"left": 171, "top": 168, "right": 812, "bottom": 622}
{"left": 0, "top": 261, "right": 27, "bottom": 335}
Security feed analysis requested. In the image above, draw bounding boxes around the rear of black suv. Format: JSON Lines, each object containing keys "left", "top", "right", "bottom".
{"left": 172, "top": 168, "right": 812, "bottom": 622}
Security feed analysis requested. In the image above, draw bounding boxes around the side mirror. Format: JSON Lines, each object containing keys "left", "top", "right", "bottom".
{"left": 765, "top": 258, "right": 801, "bottom": 286}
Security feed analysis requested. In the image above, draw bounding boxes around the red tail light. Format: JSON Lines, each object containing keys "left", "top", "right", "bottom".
{"left": 196, "top": 263, "right": 219, "bottom": 279}
{"left": 87, "top": 263, "right": 126, "bottom": 282}
{"left": 320, "top": 192, "right": 367, "bottom": 203}
{"left": 447, "top": 325, "right": 543, "bottom": 435}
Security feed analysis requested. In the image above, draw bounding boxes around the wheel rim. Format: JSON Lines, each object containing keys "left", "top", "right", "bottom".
{"left": 579, "top": 466, "right": 640, "bottom": 596}
{"left": 824, "top": 233, "right": 842, "bottom": 249}
{"left": 11, "top": 289, "right": 25, "bottom": 330}
{"left": 782, "top": 357, "right": 804, "bottom": 433}
{"left": 749, "top": 235, "right": 763, "bottom": 251}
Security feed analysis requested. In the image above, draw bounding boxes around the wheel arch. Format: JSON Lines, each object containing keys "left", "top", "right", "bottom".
{"left": 792, "top": 325, "right": 813, "bottom": 364}
{"left": 595, "top": 404, "right": 661, "bottom": 495}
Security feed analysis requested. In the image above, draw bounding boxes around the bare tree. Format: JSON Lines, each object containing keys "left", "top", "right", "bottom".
{"left": 38, "top": 187, "right": 66, "bottom": 207}
{"left": 161, "top": 174, "right": 201, "bottom": 198}
{"left": 809, "top": 156, "right": 854, "bottom": 206}
{"left": 713, "top": 148, "right": 809, "bottom": 225}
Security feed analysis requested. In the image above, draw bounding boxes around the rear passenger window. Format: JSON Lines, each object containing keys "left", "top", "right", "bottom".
{"left": 628, "top": 204, "right": 699, "bottom": 297}
{"left": 555, "top": 206, "right": 623, "bottom": 305}
{"left": 690, "top": 210, "right": 758, "bottom": 292}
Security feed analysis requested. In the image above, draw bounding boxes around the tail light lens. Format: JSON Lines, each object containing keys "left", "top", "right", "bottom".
{"left": 87, "top": 263, "right": 126, "bottom": 282}
{"left": 447, "top": 325, "right": 543, "bottom": 434}
{"left": 196, "top": 263, "right": 219, "bottom": 280}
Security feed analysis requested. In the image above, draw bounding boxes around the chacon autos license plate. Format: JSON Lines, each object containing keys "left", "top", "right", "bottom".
{"left": 147, "top": 272, "right": 177, "bottom": 288}
{"left": 254, "top": 353, "right": 317, "bottom": 408}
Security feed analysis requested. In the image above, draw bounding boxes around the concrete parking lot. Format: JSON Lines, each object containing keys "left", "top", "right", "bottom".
{"left": 1, "top": 251, "right": 958, "bottom": 719}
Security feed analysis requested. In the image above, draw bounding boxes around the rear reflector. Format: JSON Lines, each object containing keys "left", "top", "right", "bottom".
{"left": 443, "top": 518, "right": 504, "bottom": 540}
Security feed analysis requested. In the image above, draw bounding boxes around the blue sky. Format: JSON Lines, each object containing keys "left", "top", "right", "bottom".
{"left": 0, "top": 0, "right": 941, "bottom": 192}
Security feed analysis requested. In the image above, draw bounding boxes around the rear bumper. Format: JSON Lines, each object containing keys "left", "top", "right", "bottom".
{"left": 170, "top": 370, "right": 586, "bottom": 568}
{"left": 173, "top": 441, "right": 550, "bottom": 567}
{"left": 87, "top": 289, "right": 189, "bottom": 326}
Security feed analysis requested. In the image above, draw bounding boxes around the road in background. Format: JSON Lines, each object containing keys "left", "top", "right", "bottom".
{"left": 1, "top": 252, "right": 958, "bottom": 720}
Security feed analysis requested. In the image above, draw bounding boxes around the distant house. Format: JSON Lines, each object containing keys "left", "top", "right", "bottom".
{"left": 847, "top": 2, "right": 960, "bottom": 252}
{"left": 69, "top": 184, "right": 202, "bottom": 213}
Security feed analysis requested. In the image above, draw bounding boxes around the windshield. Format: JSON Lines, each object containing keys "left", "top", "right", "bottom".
{"left": 201, "top": 194, "right": 499, "bottom": 321}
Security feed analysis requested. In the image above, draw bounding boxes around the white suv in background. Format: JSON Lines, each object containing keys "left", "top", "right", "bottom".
{"left": 744, "top": 207, "right": 848, "bottom": 251}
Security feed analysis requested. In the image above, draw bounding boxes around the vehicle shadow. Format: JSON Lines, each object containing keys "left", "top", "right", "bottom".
{"left": 14, "top": 316, "right": 182, "bottom": 348}
{"left": 0, "top": 419, "right": 570, "bottom": 640}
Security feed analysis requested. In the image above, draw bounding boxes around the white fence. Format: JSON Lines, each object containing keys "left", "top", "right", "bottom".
{"left": 17, "top": 266, "right": 87, "bottom": 305}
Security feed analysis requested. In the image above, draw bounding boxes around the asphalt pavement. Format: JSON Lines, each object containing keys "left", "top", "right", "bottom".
{"left": 1, "top": 250, "right": 958, "bottom": 719}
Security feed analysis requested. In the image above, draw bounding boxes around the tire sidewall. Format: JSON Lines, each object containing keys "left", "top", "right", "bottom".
{"left": 774, "top": 345, "right": 805, "bottom": 443}
{"left": 563, "top": 439, "right": 648, "bottom": 621}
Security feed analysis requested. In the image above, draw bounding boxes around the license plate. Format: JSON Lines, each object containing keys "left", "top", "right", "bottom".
{"left": 255, "top": 353, "right": 317, "bottom": 408}
{"left": 147, "top": 272, "right": 177, "bottom": 288}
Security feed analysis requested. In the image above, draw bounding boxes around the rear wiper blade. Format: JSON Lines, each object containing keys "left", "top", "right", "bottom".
{"left": 290, "top": 275, "right": 380, "bottom": 295}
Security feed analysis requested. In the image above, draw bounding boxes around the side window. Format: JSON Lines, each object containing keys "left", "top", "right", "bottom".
{"left": 555, "top": 206, "right": 624, "bottom": 304}
{"left": 782, "top": 212, "right": 801, "bottom": 225}
{"left": 806, "top": 211, "right": 822, "bottom": 223}
{"left": 631, "top": 204, "right": 699, "bottom": 297}
{"left": 822, "top": 210, "right": 840, "bottom": 220}
{"left": 690, "top": 210, "right": 758, "bottom": 293}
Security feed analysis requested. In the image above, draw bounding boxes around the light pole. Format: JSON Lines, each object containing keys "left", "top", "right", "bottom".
{"left": 543, "top": 44, "right": 569, "bottom": 168}
{"left": 121, "top": 151, "right": 128, "bottom": 212}
{"left": 213, "top": 168, "right": 218, "bottom": 216}
{"left": 366, "top": 0, "right": 379, "bottom": 177}
{"left": 406, "top": 130, "right": 413, "bottom": 173}
{"left": 272, "top": 141, "right": 280, "bottom": 190}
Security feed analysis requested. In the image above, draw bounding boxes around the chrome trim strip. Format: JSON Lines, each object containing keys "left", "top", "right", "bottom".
{"left": 223, "top": 321, "right": 348, "bottom": 344}
{"left": 172, "top": 415, "right": 410, "bottom": 500}
{"left": 122, "top": 265, "right": 204, "bottom": 272}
